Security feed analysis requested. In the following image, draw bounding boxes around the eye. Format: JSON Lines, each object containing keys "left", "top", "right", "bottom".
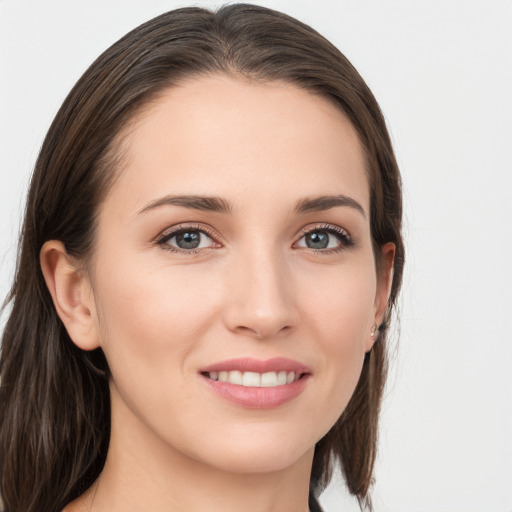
{"left": 157, "top": 225, "right": 220, "bottom": 252}
{"left": 295, "top": 225, "right": 354, "bottom": 252}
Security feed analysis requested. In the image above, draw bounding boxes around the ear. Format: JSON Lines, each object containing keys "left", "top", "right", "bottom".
{"left": 366, "top": 242, "right": 396, "bottom": 352}
{"left": 40, "top": 240, "right": 100, "bottom": 351}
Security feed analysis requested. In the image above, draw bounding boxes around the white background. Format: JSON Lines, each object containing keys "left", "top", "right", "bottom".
{"left": 1, "top": 1, "right": 511, "bottom": 511}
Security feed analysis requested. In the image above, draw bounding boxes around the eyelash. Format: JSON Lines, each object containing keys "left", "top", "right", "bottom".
{"left": 157, "top": 224, "right": 219, "bottom": 254}
{"left": 295, "top": 224, "right": 355, "bottom": 254}
{"left": 156, "top": 223, "right": 354, "bottom": 255}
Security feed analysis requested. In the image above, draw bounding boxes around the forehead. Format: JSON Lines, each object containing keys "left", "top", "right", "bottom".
{"left": 109, "top": 75, "right": 369, "bottom": 216}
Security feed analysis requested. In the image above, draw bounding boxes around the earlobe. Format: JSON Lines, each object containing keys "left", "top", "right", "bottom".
{"left": 40, "top": 240, "right": 100, "bottom": 351}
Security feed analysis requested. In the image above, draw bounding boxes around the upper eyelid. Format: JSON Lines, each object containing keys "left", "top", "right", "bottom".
{"left": 157, "top": 223, "right": 219, "bottom": 242}
{"left": 296, "top": 223, "right": 351, "bottom": 239}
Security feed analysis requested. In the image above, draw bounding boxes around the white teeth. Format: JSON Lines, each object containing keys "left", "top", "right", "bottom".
{"left": 242, "top": 371, "right": 260, "bottom": 387}
{"left": 229, "top": 370, "right": 243, "bottom": 385}
{"left": 261, "top": 372, "right": 277, "bottom": 387}
{"left": 277, "top": 371, "right": 287, "bottom": 385}
{"left": 209, "top": 370, "right": 298, "bottom": 387}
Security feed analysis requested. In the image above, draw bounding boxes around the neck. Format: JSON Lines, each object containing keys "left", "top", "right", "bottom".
{"left": 67, "top": 384, "right": 314, "bottom": 512}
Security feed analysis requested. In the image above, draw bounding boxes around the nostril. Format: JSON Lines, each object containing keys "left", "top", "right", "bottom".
{"left": 234, "top": 325, "right": 258, "bottom": 335}
{"left": 233, "top": 323, "right": 294, "bottom": 340}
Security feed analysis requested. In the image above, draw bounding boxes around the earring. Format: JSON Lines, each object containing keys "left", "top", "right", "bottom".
{"left": 370, "top": 324, "right": 378, "bottom": 339}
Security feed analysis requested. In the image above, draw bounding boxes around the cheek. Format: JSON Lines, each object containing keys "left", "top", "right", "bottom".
{"left": 298, "top": 261, "right": 376, "bottom": 423}
{"left": 91, "top": 255, "right": 221, "bottom": 381}
{"left": 90, "top": 259, "right": 223, "bottom": 441}
{"left": 300, "top": 259, "right": 376, "bottom": 346}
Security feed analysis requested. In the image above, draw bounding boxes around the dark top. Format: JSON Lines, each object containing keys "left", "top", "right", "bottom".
{"left": 309, "top": 492, "right": 324, "bottom": 512}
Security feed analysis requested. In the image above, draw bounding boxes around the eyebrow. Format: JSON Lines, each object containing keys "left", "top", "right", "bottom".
{"left": 139, "top": 195, "right": 232, "bottom": 215}
{"left": 138, "top": 193, "right": 365, "bottom": 218}
{"left": 294, "top": 194, "right": 366, "bottom": 218}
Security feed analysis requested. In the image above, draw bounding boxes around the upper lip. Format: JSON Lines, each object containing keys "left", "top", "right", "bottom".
{"left": 200, "top": 357, "right": 311, "bottom": 375}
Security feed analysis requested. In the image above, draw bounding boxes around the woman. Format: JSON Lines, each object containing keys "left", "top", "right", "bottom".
{"left": 0, "top": 4, "right": 404, "bottom": 512}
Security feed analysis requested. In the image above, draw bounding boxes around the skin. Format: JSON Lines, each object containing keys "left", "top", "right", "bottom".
{"left": 42, "top": 75, "right": 394, "bottom": 512}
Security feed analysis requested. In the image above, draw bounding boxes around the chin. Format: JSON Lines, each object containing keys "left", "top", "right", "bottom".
{"left": 208, "top": 445, "right": 313, "bottom": 475}
{"left": 188, "top": 428, "right": 316, "bottom": 475}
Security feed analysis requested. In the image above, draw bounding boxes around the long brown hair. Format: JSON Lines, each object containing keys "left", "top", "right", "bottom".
{"left": 0, "top": 4, "right": 404, "bottom": 511}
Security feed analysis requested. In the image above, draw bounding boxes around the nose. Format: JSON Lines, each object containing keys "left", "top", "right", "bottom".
{"left": 222, "top": 247, "right": 299, "bottom": 340}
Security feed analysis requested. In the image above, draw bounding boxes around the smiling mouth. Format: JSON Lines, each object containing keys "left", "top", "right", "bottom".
{"left": 200, "top": 358, "right": 311, "bottom": 408}
{"left": 202, "top": 370, "right": 304, "bottom": 387}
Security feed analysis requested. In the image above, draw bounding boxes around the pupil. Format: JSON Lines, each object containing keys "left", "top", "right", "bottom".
{"left": 176, "top": 231, "right": 200, "bottom": 249}
{"left": 306, "top": 231, "right": 329, "bottom": 249}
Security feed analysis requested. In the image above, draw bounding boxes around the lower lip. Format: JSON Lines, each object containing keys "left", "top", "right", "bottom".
{"left": 202, "top": 374, "right": 310, "bottom": 409}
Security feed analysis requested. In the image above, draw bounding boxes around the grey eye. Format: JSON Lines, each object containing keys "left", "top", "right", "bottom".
{"left": 175, "top": 231, "right": 201, "bottom": 249}
{"left": 305, "top": 231, "right": 330, "bottom": 249}
{"left": 164, "top": 229, "right": 214, "bottom": 250}
{"left": 295, "top": 227, "right": 351, "bottom": 251}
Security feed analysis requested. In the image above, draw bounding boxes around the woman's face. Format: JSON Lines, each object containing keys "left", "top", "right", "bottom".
{"left": 84, "top": 75, "right": 393, "bottom": 474}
